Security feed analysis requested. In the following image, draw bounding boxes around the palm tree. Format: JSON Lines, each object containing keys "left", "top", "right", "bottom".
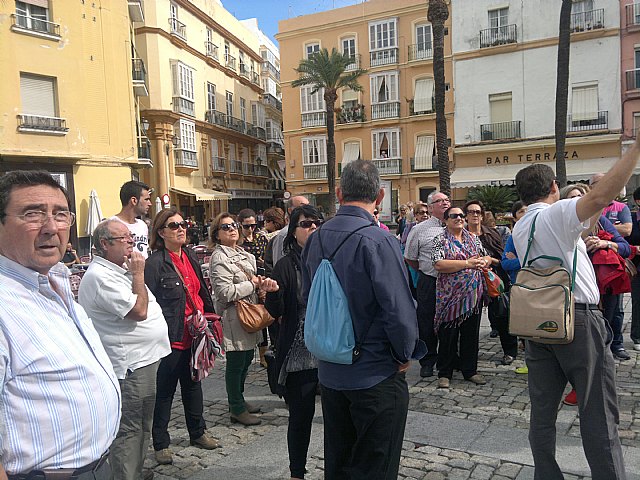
{"left": 555, "top": 0, "right": 573, "bottom": 187}
{"left": 292, "top": 48, "right": 367, "bottom": 216}
{"left": 428, "top": 0, "right": 451, "bottom": 196}
{"left": 467, "top": 185, "right": 518, "bottom": 214}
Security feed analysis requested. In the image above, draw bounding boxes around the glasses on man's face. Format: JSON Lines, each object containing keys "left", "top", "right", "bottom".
{"left": 219, "top": 222, "right": 239, "bottom": 232}
{"left": 431, "top": 198, "right": 450, "bottom": 205}
{"left": 447, "top": 213, "right": 466, "bottom": 220}
{"left": 297, "top": 219, "right": 323, "bottom": 229}
{"left": 373, "top": 210, "right": 379, "bottom": 215}
{"left": 163, "top": 221, "right": 188, "bottom": 231}
{"left": 241, "top": 223, "right": 258, "bottom": 230}
{"left": 107, "top": 234, "right": 134, "bottom": 243}
{"left": 415, "top": 210, "right": 428, "bottom": 216}
{"left": 4, "top": 210, "right": 76, "bottom": 229}
{"left": 466, "top": 209, "right": 482, "bottom": 216}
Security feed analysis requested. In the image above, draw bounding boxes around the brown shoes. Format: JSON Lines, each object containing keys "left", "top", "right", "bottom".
{"left": 190, "top": 432, "right": 221, "bottom": 449}
{"left": 467, "top": 374, "right": 486, "bottom": 385}
{"left": 230, "top": 410, "right": 262, "bottom": 426}
{"left": 437, "top": 377, "right": 450, "bottom": 388}
{"left": 244, "top": 401, "right": 261, "bottom": 414}
{"left": 154, "top": 448, "right": 172, "bottom": 465}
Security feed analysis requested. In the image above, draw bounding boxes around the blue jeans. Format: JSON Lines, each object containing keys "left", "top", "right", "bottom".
{"left": 601, "top": 293, "right": 624, "bottom": 352}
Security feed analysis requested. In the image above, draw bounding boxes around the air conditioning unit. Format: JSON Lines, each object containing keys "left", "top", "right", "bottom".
{"left": 481, "top": 130, "right": 494, "bottom": 141}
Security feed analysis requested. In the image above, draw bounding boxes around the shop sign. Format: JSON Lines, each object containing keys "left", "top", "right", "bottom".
{"left": 486, "top": 150, "right": 579, "bottom": 165}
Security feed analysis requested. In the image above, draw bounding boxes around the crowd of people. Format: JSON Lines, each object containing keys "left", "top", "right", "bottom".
{"left": 1, "top": 143, "right": 639, "bottom": 480}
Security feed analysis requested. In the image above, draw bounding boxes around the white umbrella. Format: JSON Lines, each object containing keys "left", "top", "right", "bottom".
{"left": 86, "top": 189, "right": 103, "bottom": 236}
{"left": 155, "top": 196, "right": 163, "bottom": 214}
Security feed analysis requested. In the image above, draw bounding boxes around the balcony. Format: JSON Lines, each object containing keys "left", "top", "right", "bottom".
{"left": 173, "top": 96, "right": 195, "bottom": 117}
{"left": 567, "top": 111, "right": 608, "bottom": 132}
{"left": 239, "top": 64, "right": 250, "bottom": 80}
{"left": 205, "top": 110, "right": 265, "bottom": 140}
{"left": 169, "top": 18, "right": 186, "bottom": 40}
{"left": 302, "top": 112, "right": 326, "bottom": 128}
{"left": 205, "top": 41, "right": 219, "bottom": 62}
{"left": 373, "top": 158, "right": 402, "bottom": 175}
{"left": 17, "top": 114, "right": 68, "bottom": 135}
{"left": 251, "top": 71, "right": 260, "bottom": 86}
{"left": 371, "top": 102, "right": 400, "bottom": 120}
{"left": 138, "top": 137, "right": 151, "bottom": 162}
{"left": 128, "top": 0, "right": 144, "bottom": 22}
{"left": 409, "top": 98, "right": 435, "bottom": 116}
{"left": 480, "top": 121, "right": 522, "bottom": 141}
{"left": 242, "top": 162, "right": 251, "bottom": 175}
{"left": 230, "top": 160, "right": 243, "bottom": 174}
{"left": 211, "top": 156, "right": 226, "bottom": 172}
{"left": 408, "top": 44, "right": 433, "bottom": 61}
{"left": 480, "top": 24, "right": 518, "bottom": 48}
{"left": 626, "top": 3, "right": 640, "bottom": 28}
{"left": 304, "top": 164, "right": 327, "bottom": 179}
{"left": 174, "top": 150, "right": 198, "bottom": 169}
{"left": 570, "top": 9, "right": 604, "bottom": 33}
{"left": 370, "top": 48, "right": 399, "bottom": 67}
{"left": 345, "top": 54, "right": 361, "bottom": 71}
{"left": 131, "top": 58, "right": 148, "bottom": 96}
{"left": 256, "top": 165, "right": 269, "bottom": 177}
{"left": 626, "top": 69, "right": 640, "bottom": 92}
{"left": 337, "top": 104, "right": 366, "bottom": 124}
{"left": 225, "top": 54, "right": 236, "bottom": 71}
{"left": 262, "top": 60, "right": 281, "bottom": 80}
{"left": 411, "top": 157, "right": 438, "bottom": 172}
{"left": 253, "top": 126, "right": 267, "bottom": 140}
{"left": 262, "top": 93, "right": 282, "bottom": 112}
{"left": 11, "top": 13, "right": 60, "bottom": 39}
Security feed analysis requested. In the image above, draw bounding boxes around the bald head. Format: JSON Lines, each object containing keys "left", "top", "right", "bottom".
{"left": 287, "top": 195, "right": 309, "bottom": 214}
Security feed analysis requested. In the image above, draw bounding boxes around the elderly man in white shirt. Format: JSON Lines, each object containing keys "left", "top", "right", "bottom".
{"left": 79, "top": 219, "right": 170, "bottom": 480}
{"left": 511, "top": 138, "right": 640, "bottom": 480}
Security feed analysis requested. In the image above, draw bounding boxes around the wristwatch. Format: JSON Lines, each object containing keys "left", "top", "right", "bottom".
{"left": 607, "top": 241, "right": 612, "bottom": 249}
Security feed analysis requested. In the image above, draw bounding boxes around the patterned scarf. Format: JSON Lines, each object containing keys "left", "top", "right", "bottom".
{"left": 434, "top": 229, "right": 486, "bottom": 332}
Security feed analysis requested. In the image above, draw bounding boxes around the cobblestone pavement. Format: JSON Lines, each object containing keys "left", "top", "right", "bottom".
{"left": 145, "top": 297, "right": 640, "bottom": 479}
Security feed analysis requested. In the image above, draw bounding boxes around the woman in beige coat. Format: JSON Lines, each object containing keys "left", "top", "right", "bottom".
{"left": 209, "top": 212, "right": 278, "bottom": 426}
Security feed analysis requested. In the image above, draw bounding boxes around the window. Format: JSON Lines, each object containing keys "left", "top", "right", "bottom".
{"left": 251, "top": 101, "right": 265, "bottom": 128}
{"left": 207, "top": 27, "right": 213, "bottom": 43}
{"left": 15, "top": 0, "right": 52, "bottom": 34}
{"left": 171, "top": 61, "right": 195, "bottom": 116}
{"left": 415, "top": 24, "right": 433, "bottom": 56}
{"left": 488, "top": 8, "right": 509, "bottom": 29}
{"left": 372, "top": 130, "right": 400, "bottom": 159}
{"left": 241, "top": 145, "right": 249, "bottom": 163}
{"left": 207, "top": 82, "right": 216, "bottom": 111}
{"left": 489, "top": 92, "right": 512, "bottom": 123}
{"left": 633, "top": 112, "right": 640, "bottom": 137}
{"left": 211, "top": 137, "right": 219, "bottom": 157}
{"left": 370, "top": 72, "right": 398, "bottom": 103}
{"left": 239, "top": 51, "right": 246, "bottom": 72}
{"left": 305, "top": 42, "right": 320, "bottom": 59}
{"left": 20, "top": 73, "right": 56, "bottom": 118}
{"left": 571, "top": 84, "right": 598, "bottom": 120}
{"left": 342, "top": 37, "right": 356, "bottom": 58}
{"left": 572, "top": 0, "right": 594, "bottom": 14}
{"left": 178, "top": 119, "right": 196, "bottom": 152}
{"left": 226, "top": 91, "right": 233, "bottom": 117}
{"left": 342, "top": 88, "right": 358, "bottom": 109}
{"left": 369, "top": 19, "right": 397, "bottom": 51}
{"left": 256, "top": 144, "right": 267, "bottom": 161}
{"left": 414, "top": 77, "right": 434, "bottom": 113}
{"left": 302, "top": 137, "right": 327, "bottom": 164}
{"left": 414, "top": 135, "right": 435, "bottom": 170}
{"left": 342, "top": 141, "right": 361, "bottom": 166}
{"left": 300, "top": 85, "right": 325, "bottom": 112}
{"left": 240, "top": 97, "right": 246, "bottom": 122}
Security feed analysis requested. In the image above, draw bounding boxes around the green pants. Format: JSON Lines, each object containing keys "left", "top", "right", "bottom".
{"left": 225, "top": 349, "right": 255, "bottom": 415}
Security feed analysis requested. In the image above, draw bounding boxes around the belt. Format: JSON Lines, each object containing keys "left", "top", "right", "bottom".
{"left": 575, "top": 303, "right": 599, "bottom": 310}
{"left": 8, "top": 451, "right": 109, "bottom": 480}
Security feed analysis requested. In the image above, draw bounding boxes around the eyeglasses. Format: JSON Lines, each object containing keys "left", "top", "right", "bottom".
{"left": 297, "top": 219, "right": 323, "bottom": 228}
{"left": 241, "top": 223, "right": 258, "bottom": 230}
{"left": 447, "top": 213, "right": 466, "bottom": 219}
{"left": 415, "top": 210, "right": 429, "bottom": 215}
{"left": 219, "top": 222, "right": 239, "bottom": 232}
{"left": 373, "top": 210, "right": 379, "bottom": 215}
{"left": 466, "top": 210, "right": 482, "bottom": 216}
{"left": 3, "top": 210, "right": 76, "bottom": 229}
{"left": 431, "top": 198, "right": 450, "bottom": 205}
{"left": 107, "top": 234, "right": 134, "bottom": 243}
{"left": 163, "top": 221, "right": 188, "bottom": 231}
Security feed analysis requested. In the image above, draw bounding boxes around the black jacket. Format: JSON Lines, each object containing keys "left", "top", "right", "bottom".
{"left": 145, "top": 247, "right": 215, "bottom": 343}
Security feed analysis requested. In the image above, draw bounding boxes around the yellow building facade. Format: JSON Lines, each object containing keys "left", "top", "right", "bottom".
{"left": 277, "top": 0, "right": 453, "bottom": 218}
{"left": 0, "top": 0, "right": 144, "bottom": 246}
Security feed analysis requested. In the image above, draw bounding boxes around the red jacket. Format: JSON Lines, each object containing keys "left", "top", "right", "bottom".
{"left": 591, "top": 231, "right": 631, "bottom": 294}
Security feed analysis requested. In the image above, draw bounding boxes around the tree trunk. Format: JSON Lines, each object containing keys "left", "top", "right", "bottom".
{"left": 325, "top": 89, "right": 338, "bottom": 217}
{"left": 555, "top": 0, "right": 572, "bottom": 187}
{"left": 428, "top": 0, "right": 451, "bottom": 197}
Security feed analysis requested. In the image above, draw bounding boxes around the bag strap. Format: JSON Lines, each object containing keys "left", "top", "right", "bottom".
{"left": 171, "top": 260, "right": 199, "bottom": 312}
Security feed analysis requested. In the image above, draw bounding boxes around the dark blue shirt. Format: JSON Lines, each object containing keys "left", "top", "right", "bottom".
{"left": 301, "top": 205, "right": 425, "bottom": 390}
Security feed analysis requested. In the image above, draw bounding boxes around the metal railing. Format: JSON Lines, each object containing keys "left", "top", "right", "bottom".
{"left": 302, "top": 112, "right": 326, "bottom": 128}
{"left": 373, "top": 158, "right": 402, "bottom": 175}
{"left": 409, "top": 98, "right": 435, "bottom": 115}
{"left": 371, "top": 102, "right": 400, "bottom": 120}
{"left": 225, "top": 54, "right": 236, "bottom": 70}
{"left": 256, "top": 165, "right": 269, "bottom": 177}
{"left": 262, "top": 94, "right": 282, "bottom": 111}
{"left": 480, "top": 24, "right": 518, "bottom": 48}
{"left": 11, "top": 13, "right": 60, "bottom": 36}
{"left": 261, "top": 60, "right": 280, "bottom": 80}
{"left": 303, "top": 164, "right": 327, "bottom": 179}
{"left": 251, "top": 71, "right": 260, "bottom": 85}
{"left": 370, "top": 48, "right": 399, "bottom": 67}
{"left": 408, "top": 44, "right": 433, "bottom": 61}
{"left": 173, "top": 97, "right": 195, "bottom": 117}
{"left": 570, "top": 8, "right": 605, "bottom": 32}
{"left": 230, "top": 160, "right": 243, "bottom": 174}
{"left": 480, "top": 121, "right": 522, "bottom": 141}
{"left": 169, "top": 18, "right": 186, "bottom": 40}
{"left": 626, "top": 68, "right": 640, "bottom": 91}
{"left": 205, "top": 110, "right": 265, "bottom": 140}
{"left": 253, "top": 126, "right": 267, "bottom": 140}
{"left": 205, "top": 110, "right": 227, "bottom": 128}
{"left": 336, "top": 104, "right": 366, "bottom": 124}
{"left": 211, "top": 156, "right": 226, "bottom": 172}
{"left": 626, "top": 3, "right": 640, "bottom": 27}
{"left": 17, "top": 114, "right": 68, "bottom": 133}
{"left": 205, "top": 41, "right": 219, "bottom": 61}
{"left": 567, "top": 110, "right": 608, "bottom": 132}
{"left": 132, "top": 58, "right": 146, "bottom": 82}
{"left": 174, "top": 150, "right": 197, "bottom": 168}
{"left": 138, "top": 137, "right": 151, "bottom": 160}
{"left": 239, "top": 64, "right": 250, "bottom": 79}
{"left": 345, "top": 54, "right": 361, "bottom": 71}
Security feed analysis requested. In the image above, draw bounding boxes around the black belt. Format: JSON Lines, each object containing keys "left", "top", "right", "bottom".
{"left": 575, "top": 303, "right": 599, "bottom": 310}
{"left": 8, "top": 451, "right": 109, "bottom": 480}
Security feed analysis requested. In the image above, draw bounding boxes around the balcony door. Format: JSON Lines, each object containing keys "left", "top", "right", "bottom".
{"left": 416, "top": 24, "right": 433, "bottom": 57}
{"left": 487, "top": 92, "right": 512, "bottom": 140}
{"left": 342, "top": 37, "right": 356, "bottom": 59}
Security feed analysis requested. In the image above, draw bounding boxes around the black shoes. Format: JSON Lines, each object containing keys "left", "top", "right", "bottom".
{"left": 612, "top": 349, "right": 631, "bottom": 361}
{"left": 489, "top": 329, "right": 499, "bottom": 338}
{"left": 420, "top": 364, "right": 434, "bottom": 378}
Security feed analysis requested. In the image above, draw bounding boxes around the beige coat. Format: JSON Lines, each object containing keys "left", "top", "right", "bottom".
{"left": 210, "top": 245, "right": 260, "bottom": 351}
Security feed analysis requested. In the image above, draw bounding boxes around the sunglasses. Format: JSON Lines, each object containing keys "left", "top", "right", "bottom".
{"left": 219, "top": 222, "right": 239, "bottom": 231}
{"left": 297, "top": 219, "right": 323, "bottom": 228}
{"left": 447, "top": 213, "right": 466, "bottom": 219}
{"left": 416, "top": 210, "right": 428, "bottom": 215}
{"left": 466, "top": 210, "right": 482, "bottom": 216}
{"left": 241, "top": 223, "right": 258, "bottom": 230}
{"left": 163, "top": 221, "right": 188, "bottom": 230}
{"left": 373, "top": 210, "right": 379, "bottom": 215}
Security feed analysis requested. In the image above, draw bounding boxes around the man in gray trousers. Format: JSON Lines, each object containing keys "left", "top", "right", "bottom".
{"left": 511, "top": 138, "right": 639, "bottom": 480}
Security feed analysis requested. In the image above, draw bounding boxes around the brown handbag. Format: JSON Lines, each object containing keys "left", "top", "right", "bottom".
{"left": 234, "top": 261, "right": 274, "bottom": 333}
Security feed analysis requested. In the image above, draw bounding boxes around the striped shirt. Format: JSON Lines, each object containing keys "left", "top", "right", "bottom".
{"left": 404, "top": 216, "right": 445, "bottom": 277}
{"left": 0, "top": 256, "right": 121, "bottom": 474}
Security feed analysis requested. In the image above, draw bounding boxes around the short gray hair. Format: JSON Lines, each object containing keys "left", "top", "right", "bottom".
{"left": 427, "top": 191, "right": 441, "bottom": 205}
{"left": 340, "top": 159, "right": 380, "bottom": 203}
{"left": 92, "top": 219, "right": 119, "bottom": 257}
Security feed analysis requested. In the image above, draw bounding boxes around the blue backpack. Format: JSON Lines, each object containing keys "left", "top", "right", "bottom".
{"left": 304, "top": 223, "right": 373, "bottom": 364}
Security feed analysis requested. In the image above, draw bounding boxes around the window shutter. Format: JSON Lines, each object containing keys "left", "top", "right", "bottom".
{"left": 342, "top": 88, "right": 358, "bottom": 103}
{"left": 489, "top": 92, "right": 512, "bottom": 123}
{"left": 211, "top": 138, "right": 218, "bottom": 157}
{"left": 572, "top": 85, "right": 598, "bottom": 121}
{"left": 342, "top": 142, "right": 360, "bottom": 165}
{"left": 22, "top": 0, "right": 49, "bottom": 8}
{"left": 415, "top": 135, "right": 435, "bottom": 170}
{"left": 20, "top": 74, "right": 55, "bottom": 117}
{"left": 414, "top": 78, "right": 434, "bottom": 113}
{"left": 171, "top": 62, "right": 179, "bottom": 96}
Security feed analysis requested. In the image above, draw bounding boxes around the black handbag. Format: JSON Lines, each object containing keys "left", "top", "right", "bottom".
{"left": 264, "top": 348, "right": 283, "bottom": 397}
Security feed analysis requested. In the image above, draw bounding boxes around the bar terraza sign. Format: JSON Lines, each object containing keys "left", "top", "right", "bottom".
{"left": 486, "top": 150, "right": 579, "bottom": 165}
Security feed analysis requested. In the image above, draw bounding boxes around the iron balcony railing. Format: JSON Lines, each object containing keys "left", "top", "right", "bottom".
{"left": 570, "top": 8, "right": 605, "bottom": 32}
{"left": 138, "top": 137, "right": 151, "bottom": 160}
{"left": 205, "top": 41, "right": 219, "bottom": 61}
{"left": 480, "top": 24, "right": 518, "bottom": 48}
{"left": 302, "top": 112, "right": 326, "bottom": 128}
{"left": 567, "top": 110, "right": 608, "bottom": 132}
{"left": 480, "top": 121, "right": 522, "bottom": 141}
{"left": 253, "top": 126, "right": 267, "bottom": 140}
{"left": 345, "top": 54, "right": 361, "bottom": 71}
{"left": 239, "top": 64, "right": 250, "bottom": 79}
{"left": 409, "top": 98, "right": 435, "bottom": 115}
{"left": 205, "top": 110, "right": 264, "bottom": 140}
{"left": 256, "top": 165, "right": 269, "bottom": 177}
{"left": 251, "top": 71, "right": 260, "bottom": 85}
{"left": 17, "top": 114, "right": 68, "bottom": 133}
{"left": 132, "top": 58, "right": 146, "bottom": 82}
{"left": 370, "top": 48, "right": 399, "bottom": 67}
{"left": 261, "top": 60, "right": 280, "bottom": 80}
{"left": 230, "top": 160, "right": 243, "bottom": 174}
{"left": 169, "top": 18, "right": 186, "bottom": 40}
{"left": 373, "top": 158, "right": 402, "bottom": 175}
{"left": 225, "top": 54, "right": 236, "bottom": 70}
{"left": 173, "top": 97, "right": 195, "bottom": 117}
{"left": 211, "top": 156, "right": 226, "bottom": 172}
{"left": 336, "top": 104, "right": 366, "bottom": 124}
{"left": 371, "top": 102, "right": 400, "bottom": 120}
{"left": 411, "top": 157, "right": 438, "bottom": 172}
{"left": 303, "top": 164, "right": 327, "bottom": 179}
{"left": 262, "top": 94, "right": 282, "bottom": 111}
{"left": 626, "top": 3, "right": 640, "bottom": 27}
{"left": 11, "top": 13, "right": 60, "bottom": 36}
{"left": 625, "top": 68, "right": 640, "bottom": 91}
{"left": 174, "top": 150, "right": 198, "bottom": 168}
{"left": 408, "top": 44, "right": 433, "bottom": 61}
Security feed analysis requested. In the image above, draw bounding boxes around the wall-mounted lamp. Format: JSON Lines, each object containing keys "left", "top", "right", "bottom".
{"left": 165, "top": 134, "right": 179, "bottom": 156}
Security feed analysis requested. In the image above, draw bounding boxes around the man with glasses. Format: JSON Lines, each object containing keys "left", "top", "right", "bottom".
{"left": 0, "top": 170, "right": 121, "bottom": 480}
{"left": 79, "top": 219, "right": 170, "bottom": 480}
{"left": 404, "top": 192, "right": 449, "bottom": 378}
{"left": 112, "top": 181, "right": 153, "bottom": 258}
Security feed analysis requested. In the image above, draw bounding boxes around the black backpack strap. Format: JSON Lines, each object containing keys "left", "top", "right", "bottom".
{"left": 316, "top": 221, "right": 375, "bottom": 261}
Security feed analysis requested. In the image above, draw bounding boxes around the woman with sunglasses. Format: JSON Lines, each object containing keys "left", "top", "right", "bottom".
{"left": 144, "top": 208, "right": 220, "bottom": 465}
{"left": 372, "top": 207, "right": 390, "bottom": 231}
{"left": 432, "top": 207, "right": 493, "bottom": 389}
{"left": 264, "top": 205, "right": 322, "bottom": 480}
{"left": 208, "top": 213, "right": 279, "bottom": 426}
{"left": 237, "top": 208, "right": 268, "bottom": 269}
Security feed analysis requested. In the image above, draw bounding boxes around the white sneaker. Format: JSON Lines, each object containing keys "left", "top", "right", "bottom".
{"left": 634, "top": 343, "right": 640, "bottom": 352}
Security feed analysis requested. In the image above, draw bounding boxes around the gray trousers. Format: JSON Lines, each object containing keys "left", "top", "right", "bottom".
{"left": 526, "top": 307, "right": 626, "bottom": 480}
{"left": 110, "top": 360, "right": 160, "bottom": 480}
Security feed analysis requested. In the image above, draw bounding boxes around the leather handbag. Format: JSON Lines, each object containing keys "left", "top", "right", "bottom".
{"left": 509, "top": 214, "right": 576, "bottom": 344}
{"left": 236, "top": 299, "right": 274, "bottom": 333}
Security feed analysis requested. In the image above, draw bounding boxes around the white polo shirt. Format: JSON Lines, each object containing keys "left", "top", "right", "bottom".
{"left": 512, "top": 199, "right": 600, "bottom": 305}
{"left": 78, "top": 256, "right": 171, "bottom": 379}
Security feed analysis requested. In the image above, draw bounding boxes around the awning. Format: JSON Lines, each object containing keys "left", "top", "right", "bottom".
{"left": 451, "top": 158, "right": 636, "bottom": 188}
{"left": 170, "top": 186, "right": 231, "bottom": 201}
